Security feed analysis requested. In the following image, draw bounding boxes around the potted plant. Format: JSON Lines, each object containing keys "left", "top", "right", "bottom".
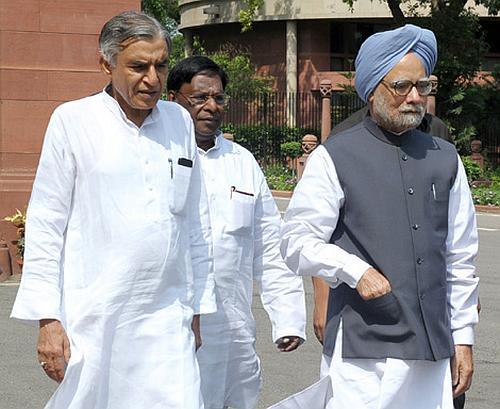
{"left": 3, "top": 208, "right": 26, "bottom": 269}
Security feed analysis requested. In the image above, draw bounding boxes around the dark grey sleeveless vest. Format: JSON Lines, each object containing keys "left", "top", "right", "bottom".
{"left": 322, "top": 116, "right": 458, "bottom": 361}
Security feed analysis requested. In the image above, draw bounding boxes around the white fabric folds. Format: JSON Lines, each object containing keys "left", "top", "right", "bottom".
{"left": 267, "top": 376, "right": 332, "bottom": 409}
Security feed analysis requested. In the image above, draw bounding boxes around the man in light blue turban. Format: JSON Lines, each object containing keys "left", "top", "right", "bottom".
{"left": 354, "top": 24, "right": 437, "bottom": 103}
{"left": 280, "top": 24, "right": 479, "bottom": 409}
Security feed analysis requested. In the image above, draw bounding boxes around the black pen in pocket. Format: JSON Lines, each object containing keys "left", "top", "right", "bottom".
{"left": 168, "top": 158, "right": 173, "bottom": 179}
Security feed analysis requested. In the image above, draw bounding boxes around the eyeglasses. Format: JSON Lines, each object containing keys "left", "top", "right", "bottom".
{"left": 380, "top": 79, "right": 433, "bottom": 97}
{"left": 176, "top": 92, "right": 228, "bottom": 107}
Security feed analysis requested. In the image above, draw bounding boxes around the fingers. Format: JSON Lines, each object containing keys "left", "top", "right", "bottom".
{"left": 356, "top": 268, "right": 392, "bottom": 301}
{"left": 37, "top": 320, "right": 69, "bottom": 383}
{"left": 313, "top": 326, "right": 324, "bottom": 345}
{"left": 451, "top": 345, "right": 474, "bottom": 398}
{"left": 191, "top": 315, "right": 202, "bottom": 351}
{"left": 277, "top": 336, "right": 303, "bottom": 352}
{"left": 63, "top": 333, "right": 71, "bottom": 363}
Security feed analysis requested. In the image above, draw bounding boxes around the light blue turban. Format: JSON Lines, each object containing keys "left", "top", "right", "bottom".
{"left": 354, "top": 24, "right": 437, "bottom": 102}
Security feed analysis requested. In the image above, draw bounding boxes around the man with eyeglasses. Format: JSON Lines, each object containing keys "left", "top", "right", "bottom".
{"left": 280, "top": 25, "right": 478, "bottom": 409}
{"left": 167, "top": 56, "right": 306, "bottom": 409}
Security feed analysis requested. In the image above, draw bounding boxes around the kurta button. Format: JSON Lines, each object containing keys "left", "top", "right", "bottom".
{"left": 417, "top": 257, "right": 424, "bottom": 264}
{"left": 408, "top": 188, "right": 414, "bottom": 195}
{"left": 402, "top": 155, "right": 408, "bottom": 161}
{"left": 412, "top": 224, "right": 419, "bottom": 230}
{"left": 420, "top": 294, "right": 425, "bottom": 300}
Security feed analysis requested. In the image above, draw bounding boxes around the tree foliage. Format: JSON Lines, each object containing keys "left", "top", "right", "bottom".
{"left": 239, "top": 0, "right": 265, "bottom": 32}
{"left": 141, "top": 0, "right": 180, "bottom": 35}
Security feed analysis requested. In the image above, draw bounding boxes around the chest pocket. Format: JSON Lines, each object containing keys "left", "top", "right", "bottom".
{"left": 168, "top": 158, "right": 193, "bottom": 215}
{"left": 428, "top": 181, "right": 450, "bottom": 231}
{"left": 225, "top": 187, "right": 255, "bottom": 235}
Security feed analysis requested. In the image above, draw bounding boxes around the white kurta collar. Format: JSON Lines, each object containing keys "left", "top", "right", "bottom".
{"left": 198, "top": 131, "right": 241, "bottom": 157}
{"left": 100, "top": 86, "right": 160, "bottom": 129}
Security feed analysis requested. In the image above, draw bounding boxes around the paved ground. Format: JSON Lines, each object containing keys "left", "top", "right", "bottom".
{"left": 0, "top": 213, "right": 498, "bottom": 408}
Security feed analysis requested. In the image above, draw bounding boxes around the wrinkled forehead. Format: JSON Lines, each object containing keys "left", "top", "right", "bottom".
{"left": 383, "top": 52, "right": 427, "bottom": 82}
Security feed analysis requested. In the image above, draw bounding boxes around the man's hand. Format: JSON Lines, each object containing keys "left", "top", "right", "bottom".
{"left": 312, "top": 277, "right": 329, "bottom": 344}
{"left": 451, "top": 345, "right": 474, "bottom": 398}
{"left": 276, "top": 336, "right": 303, "bottom": 352}
{"left": 356, "top": 268, "right": 391, "bottom": 301}
{"left": 37, "top": 319, "right": 71, "bottom": 383}
{"left": 191, "top": 314, "right": 202, "bottom": 351}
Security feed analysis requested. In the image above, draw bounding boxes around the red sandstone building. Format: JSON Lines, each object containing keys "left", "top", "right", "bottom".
{"left": 0, "top": 0, "right": 140, "bottom": 276}
{"left": 179, "top": 0, "right": 500, "bottom": 93}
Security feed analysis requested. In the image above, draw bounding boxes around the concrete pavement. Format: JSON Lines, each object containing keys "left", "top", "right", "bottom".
{"left": 0, "top": 213, "right": 498, "bottom": 408}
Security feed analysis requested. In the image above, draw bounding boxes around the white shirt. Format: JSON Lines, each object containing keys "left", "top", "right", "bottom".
{"left": 11, "top": 90, "right": 216, "bottom": 409}
{"left": 281, "top": 145, "right": 479, "bottom": 345}
{"left": 196, "top": 134, "right": 306, "bottom": 409}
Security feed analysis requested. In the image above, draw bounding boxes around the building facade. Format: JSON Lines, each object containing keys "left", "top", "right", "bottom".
{"left": 0, "top": 0, "right": 140, "bottom": 276}
{"left": 178, "top": 0, "right": 499, "bottom": 92}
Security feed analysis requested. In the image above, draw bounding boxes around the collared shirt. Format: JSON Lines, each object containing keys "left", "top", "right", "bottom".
{"left": 11, "top": 90, "right": 215, "bottom": 408}
{"left": 196, "top": 132, "right": 306, "bottom": 409}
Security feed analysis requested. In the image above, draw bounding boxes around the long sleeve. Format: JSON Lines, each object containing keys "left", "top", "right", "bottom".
{"left": 188, "top": 145, "right": 216, "bottom": 315}
{"left": 11, "top": 109, "right": 76, "bottom": 324}
{"left": 253, "top": 166, "right": 306, "bottom": 343}
{"left": 280, "top": 146, "right": 371, "bottom": 288}
{"left": 446, "top": 156, "right": 479, "bottom": 345}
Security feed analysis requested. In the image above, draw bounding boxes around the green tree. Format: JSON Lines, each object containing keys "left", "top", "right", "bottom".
{"left": 141, "top": 0, "right": 180, "bottom": 35}
{"left": 208, "top": 43, "right": 273, "bottom": 95}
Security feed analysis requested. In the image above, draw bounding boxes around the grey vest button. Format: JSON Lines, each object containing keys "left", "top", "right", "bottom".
{"left": 402, "top": 155, "right": 408, "bottom": 161}
{"left": 412, "top": 224, "right": 420, "bottom": 230}
{"left": 420, "top": 293, "right": 426, "bottom": 300}
{"left": 408, "top": 188, "right": 414, "bottom": 195}
{"left": 417, "top": 257, "right": 424, "bottom": 264}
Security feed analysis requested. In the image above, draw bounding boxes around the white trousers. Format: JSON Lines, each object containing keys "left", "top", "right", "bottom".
{"left": 321, "top": 324, "right": 454, "bottom": 409}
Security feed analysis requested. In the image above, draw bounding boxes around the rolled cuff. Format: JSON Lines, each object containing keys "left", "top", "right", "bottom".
{"left": 452, "top": 325, "right": 475, "bottom": 345}
{"left": 273, "top": 327, "right": 307, "bottom": 344}
{"left": 338, "top": 256, "right": 372, "bottom": 289}
{"left": 10, "top": 284, "right": 61, "bottom": 326}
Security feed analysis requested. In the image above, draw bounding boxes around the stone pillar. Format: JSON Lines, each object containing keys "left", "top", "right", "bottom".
{"left": 183, "top": 29, "right": 193, "bottom": 57}
{"left": 297, "top": 134, "right": 318, "bottom": 180}
{"left": 0, "top": 0, "right": 140, "bottom": 274}
{"left": 320, "top": 79, "right": 333, "bottom": 142}
{"left": 427, "top": 75, "right": 438, "bottom": 115}
{"left": 286, "top": 20, "right": 297, "bottom": 127}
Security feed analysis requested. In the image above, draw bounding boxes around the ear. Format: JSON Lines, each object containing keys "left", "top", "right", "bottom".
{"left": 167, "top": 90, "right": 176, "bottom": 102}
{"left": 99, "top": 56, "right": 112, "bottom": 76}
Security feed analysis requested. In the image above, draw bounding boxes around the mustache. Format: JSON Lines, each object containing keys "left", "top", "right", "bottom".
{"left": 399, "top": 104, "right": 425, "bottom": 115}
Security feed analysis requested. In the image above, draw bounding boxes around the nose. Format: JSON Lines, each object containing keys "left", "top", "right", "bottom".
{"left": 202, "top": 96, "right": 220, "bottom": 112}
{"left": 405, "top": 85, "right": 425, "bottom": 104}
{"left": 144, "top": 65, "right": 160, "bottom": 86}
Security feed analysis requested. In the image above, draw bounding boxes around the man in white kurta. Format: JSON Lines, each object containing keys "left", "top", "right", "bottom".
{"left": 11, "top": 12, "right": 215, "bottom": 409}
{"left": 280, "top": 25, "right": 479, "bottom": 409}
{"left": 168, "top": 56, "right": 307, "bottom": 409}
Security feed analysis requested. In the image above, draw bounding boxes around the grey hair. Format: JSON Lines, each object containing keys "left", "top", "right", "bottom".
{"left": 99, "top": 11, "right": 171, "bottom": 66}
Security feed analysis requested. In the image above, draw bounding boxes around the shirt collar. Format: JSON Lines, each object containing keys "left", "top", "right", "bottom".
{"left": 363, "top": 115, "right": 414, "bottom": 147}
{"left": 101, "top": 84, "right": 160, "bottom": 128}
{"left": 197, "top": 130, "right": 224, "bottom": 155}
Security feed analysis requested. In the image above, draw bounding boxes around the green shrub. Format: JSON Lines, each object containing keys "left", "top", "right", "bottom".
{"left": 280, "top": 142, "right": 303, "bottom": 159}
{"left": 461, "top": 156, "right": 483, "bottom": 183}
{"left": 221, "top": 124, "right": 318, "bottom": 165}
{"left": 263, "top": 164, "right": 297, "bottom": 191}
{"left": 471, "top": 186, "right": 500, "bottom": 206}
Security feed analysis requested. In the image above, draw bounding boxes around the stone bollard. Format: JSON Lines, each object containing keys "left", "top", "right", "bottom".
{"left": 297, "top": 134, "right": 319, "bottom": 180}
{"left": 0, "top": 238, "right": 13, "bottom": 282}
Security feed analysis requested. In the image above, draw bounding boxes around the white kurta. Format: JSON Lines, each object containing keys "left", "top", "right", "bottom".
{"left": 11, "top": 91, "right": 216, "bottom": 409}
{"left": 196, "top": 134, "right": 307, "bottom": 409}
{"left": 280, "top": 146, "right": 479, "bottom": 409}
